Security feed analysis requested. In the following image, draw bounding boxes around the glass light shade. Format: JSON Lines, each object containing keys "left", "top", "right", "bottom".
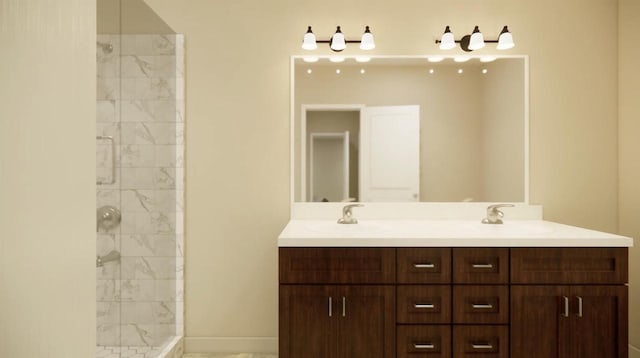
{"left": 439, "top": 26, "right": 456, "bottom": 50}
{"left": 468, "top": 26, "right": 485, "bottom": 50}
{"left": 329, "top": 56, "right": 345, "bottom": 63}
{"left": 302, "top": 56, "right": 319, "bottom": 63}
{"left": 427, "top": 56, "right": 444, "bottom": 62}
{"left": 497, "top": 26, "right": 515, "bottom": 50}
{"left": 360, "top": 26, "right": 375, "bottom": 50}
{"left": 330, "top": 26, "right": 346, "bottom": 51}
{"left": 355, "top": 56, "right": 371, "bottom": 63}
{"left": 302, "top": 26, "right": 317, "bottom": 50}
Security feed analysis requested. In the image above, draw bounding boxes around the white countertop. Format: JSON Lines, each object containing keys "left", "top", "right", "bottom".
{"left": 278, "top": 219, "right": 634, "bottom": 247}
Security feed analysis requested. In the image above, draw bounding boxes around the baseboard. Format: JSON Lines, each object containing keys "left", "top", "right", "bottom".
{"left": 631, "top": 344, "right": 640, "bottom": 357}
{"left": 184, "top": 337, "right": 278, "bottom": 354}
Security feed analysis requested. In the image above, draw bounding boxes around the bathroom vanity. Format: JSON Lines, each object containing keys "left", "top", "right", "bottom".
{"left": 277, "top": 217, "right": 632, "bottom": 358}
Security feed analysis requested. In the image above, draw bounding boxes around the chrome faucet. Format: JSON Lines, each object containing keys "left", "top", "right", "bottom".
{"left": 96, "top": 250, "right": 121, "bottom": 267}
{"left": 338, "top": 204, "right": 363, "bottom": 224}
{"left": 481, "top": 204, "right": 515, "bottom": 224}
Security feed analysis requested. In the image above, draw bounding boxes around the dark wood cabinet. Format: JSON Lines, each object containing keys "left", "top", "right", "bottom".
{"left": 279, "top": 284, "right": 395, "bottom": 358}
{"left": 510, "top": 248, "right": 628, "bottom": 358}
{"left": 280, "top": 247, "right": 628, "bottom": 358}
{"left": 511, "top": 285, "right": 628, "bottom": 358}
{"left": 279, "top": 248, "right": 395, "bottom": 358}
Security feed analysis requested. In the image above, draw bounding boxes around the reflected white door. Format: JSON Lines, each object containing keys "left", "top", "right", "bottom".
{"left": 310, "top": 131, "right": 350, "bottom": 202}
{"left": 360, "top": 105, "right": 420, "bottom": 201}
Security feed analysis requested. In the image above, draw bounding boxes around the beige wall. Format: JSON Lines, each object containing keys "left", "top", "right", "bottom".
{"left": 0, "top": 0, "right": 95, "bottom": 356}
{"left": 619, "top": 0, "right": 640, "bottom": 354}
{"left": 143, "top": 0, "right": 620, "bottom": 351}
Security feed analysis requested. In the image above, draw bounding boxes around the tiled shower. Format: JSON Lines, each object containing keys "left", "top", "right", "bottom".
{"left": 96, "top": 32, "right": 185, "bottom": 358}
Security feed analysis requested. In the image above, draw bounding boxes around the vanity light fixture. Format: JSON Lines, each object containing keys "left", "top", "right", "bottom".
{"left": 329, "top": 56, "right": 345, "bottom": 63}
{"left": 427, "top": 56, "right": 445, "bottom": 63}
{"left": 436, "top": 25, "right": 514, "bottom": 52}
{"left": 302, "top": 25, "right": 375, "bottom": 52}
{"left": 355, "top": 56, "right": 371, "bottom": 63}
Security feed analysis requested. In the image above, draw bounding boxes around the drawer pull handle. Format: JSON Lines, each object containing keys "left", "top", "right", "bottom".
{"left": 471, "top": 263, "right": 493, "bottom": 269}
{"left": 471, "top": 343, "right": 493, "bottom": 350}
{"left": 472, "top": 303, "right": 494, "bottom": 309}
{"left": 342, "top": 296, "right": 346, "bottom": 317}
{"left": 414, "top": 303, "right": 435, "bottom": 309}
{"left": 414, "top": 263, "right": 435, "bottom": 268}
{"left": 577, "top": 296, "right": 583, "bottom": 318}
{"left": 562, "top": 296, "right": 569, "bottom": 318}
{"left": 414, "top": 343, "right": 435, "bottom": 349}
{"left": 328, "top": 297, "right": 332, "bottom": 317}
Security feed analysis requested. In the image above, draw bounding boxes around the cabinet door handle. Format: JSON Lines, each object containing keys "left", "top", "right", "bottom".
{"left": 471, "top": 343, "right": 493, "bottom": 350}
{"left": 562, "top": 296, "right": 569, "bottom": 317}
{"left": 414, "top": 303, "right": 435, "bottom": 309}
{"left": 414, "top": 343, "right": 435, "bottom": 349}
{"left": 328, "top": 297, "right": 332, "bottom": 317}
{"left": 414, "top": 263, "right": 435, "bottom": 268}
{"left": 471, "top": 263, "right": 493, "bottom": 269}
{"left": 472, "top": 303, "right": 494, "bottom": 309}
{"left": 342, "top": 296, "right": 346, "bottom": 317}
{"left": 576, "top": 296, "right": 583, "bottom": 318}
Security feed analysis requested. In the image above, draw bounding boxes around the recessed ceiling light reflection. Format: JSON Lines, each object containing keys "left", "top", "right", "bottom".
{"left": 355, "top": 56, "right": 371, "bottom": 63}
{"left": 302, "top": 56, "right": 319, "bottom": 63}
{"left": 454, "top": 56, "right": 470, "bottom": 63}
{"left": 329, "top": 56, "right": 345, "bottom": 63}
{"left": 480, "top": 56, "right": 497, "bottom": 63}
{"left": 427, "top": 56, "right": 445, "bottom": 63}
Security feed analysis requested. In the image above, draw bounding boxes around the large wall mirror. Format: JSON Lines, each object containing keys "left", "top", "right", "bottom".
{"left": 291, "top": 55, "right": 529, "bottom": 203}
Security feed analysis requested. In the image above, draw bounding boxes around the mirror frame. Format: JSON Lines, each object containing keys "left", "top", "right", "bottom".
{"left": 290, "top": 55, "right": 530, "bottom": 213}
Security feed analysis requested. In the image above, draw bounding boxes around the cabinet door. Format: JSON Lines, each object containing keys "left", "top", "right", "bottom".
{"left": 336, "top": 285, "right": 395, "bottom": 358}
{"left": 568, "top": 286, "right": 628, "bottom": 358}
{"left": 279, "top": 285, "right": 336, "bottom": 358}
{"left": 511, "top": 286, "right": 570, "bottom": 358}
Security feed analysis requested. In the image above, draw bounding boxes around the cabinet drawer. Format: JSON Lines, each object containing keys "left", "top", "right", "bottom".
{"left": 511, "top": 248, "right": 628, "bottom": 284}
{"left": 397, "top": 285, "right": 451, "bottom": 324}
{"left": 279, "top": 248, "right": 395, "bottom": 284}
{"left": 453, "top": 325, "right": 508, "bottom": 358}
{"left": 453, "top": 286, "right": 509, "bottom": 324}
{"left": 397, "top": 248, "right": 452, "bottom": 284}
{"left": 453, "top": 248, "right": 509, "bottom": 284}
{"left": 397, "top": 325, "right": 451, "bottom": 358}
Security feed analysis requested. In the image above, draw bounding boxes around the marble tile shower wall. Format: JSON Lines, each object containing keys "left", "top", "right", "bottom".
{"left": 96, "top": 34, "right": 185, "bottom": 348}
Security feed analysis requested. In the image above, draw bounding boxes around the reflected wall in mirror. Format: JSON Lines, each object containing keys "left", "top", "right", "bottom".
{"left": 292, "top": 56, "right": 528, "bottom": 203}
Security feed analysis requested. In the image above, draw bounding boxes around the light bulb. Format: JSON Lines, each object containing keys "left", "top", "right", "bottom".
{"left": 439, "top": 26, "right": 456, "bottom": 50}
{"left": 497, "top": 26, "right": 515, "bottom": 50}
{"left": 330, "top": 26, "right": 346, "bottom": 52}
{"left": 360, "top": 26, "right": 375, "bottom": 50}
{"left": 468, "top": 26, "right": 485, "bottom": 50}
{"left": 302, "top": 26, "right": 317, "bottom": 50}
